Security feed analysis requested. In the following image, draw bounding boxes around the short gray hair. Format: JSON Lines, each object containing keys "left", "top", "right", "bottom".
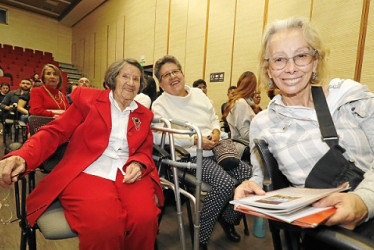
{"left": 153, "top": 55, "right": 183, "bottom": 82}
{"left": 104, "top": 58, "right": 144, "bottom": 93}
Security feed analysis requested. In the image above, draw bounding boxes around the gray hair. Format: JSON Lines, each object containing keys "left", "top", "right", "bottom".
{"left": 258, "top": 17, "right": 328, "bottom": 91}
{"left": 153, "top": 55, "right": 183, "bottom": 82}
{"left": 104, "top": 58, "right": 145, "bottom": 93}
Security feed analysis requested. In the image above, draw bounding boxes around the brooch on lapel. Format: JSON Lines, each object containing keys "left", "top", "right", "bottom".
{"left": 132, "top": 117, "right": 141, "bottom": 131}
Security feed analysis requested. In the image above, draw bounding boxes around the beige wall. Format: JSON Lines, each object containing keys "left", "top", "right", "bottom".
{"left": 71, "top": 0, "right": 373, "bottom": 116}
{"left": 1, "top": 1, "right": 372, "bottom": 116}
{"left": 0, "top": 4, "right": 72, "bottom": 63}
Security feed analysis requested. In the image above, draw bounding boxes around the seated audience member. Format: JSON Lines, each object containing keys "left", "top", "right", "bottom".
{"left": 193, "top": 79, "right": 208, "bottom": 95}
{"left": 251, "top": 91, "right": 262, "bottom": 114}
{"left": 267, "top": 87, "right": 281, "bottom": 100}
{"left": 66, "top": 83, "right": 78, "bottom": 104}
{"left": 30, "top": 73, "right": 41, "bottom": 86}
{"left": 17, "top": 84, "right": 43, "bottom": 123}
{"left": 134, "top": 75, "right": 158, "bottom": 108}
{"left": 29, "top": 64, "right": 70, "bottom": 118}
{"left": 152, "top": 55, "right": 252, "bottom": 249}
{"left": 220, "top": 86, "right": 236, "bottom": 134}
{"left": 0, "top": 82, "right": 10, "bottom": 134}
{"left": 134, "top": 93, "right": 151, "bottom": 108}
{"left": 143, "top": 75, "right": 158, "bottom": 104}
{"left": 78, "top": 77, "right": 91, "bottom": 87}
{"left": 222, "top": 71, "right": 257, "bottom": 157}
{"left": 0, "top": 82, "right": 10, "bottom": 103}
{"left": 0, "top": 79, "right": 32, "bottom": 120}
{"left": 221, "top": 86, "right": 236, "bottom": 115}
{"left": 0, "top": 58, "right": 163, "bottom": 249}
{"left": 235, "top": 17, "right": 374, "bottom": 242}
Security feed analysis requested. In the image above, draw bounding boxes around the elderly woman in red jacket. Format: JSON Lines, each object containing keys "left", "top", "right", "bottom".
{"left": 0, "top": 58, "right": 163, "bottom": 250}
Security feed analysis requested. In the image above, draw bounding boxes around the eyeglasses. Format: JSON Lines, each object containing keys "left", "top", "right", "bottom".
{"left": 0, "top": 189, "right": 13, "bottom": 225}
{"left": 1, "top": 169, "right": 41, "bottom": 225}
{"left": 122, "top": 74, "right": 141, "bottom": 83}
{"left": 266, "top": 49, "right": 318, "bottom": 70}
{"left": 160, "top": 69, "right": 182, "bottom": 81}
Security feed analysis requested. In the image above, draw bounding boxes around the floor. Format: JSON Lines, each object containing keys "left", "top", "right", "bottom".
{"left": 0, "top": 127, "right": 274, "bottom": 250}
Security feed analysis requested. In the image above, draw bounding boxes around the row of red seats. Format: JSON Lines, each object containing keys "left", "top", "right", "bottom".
{"left": 0, "top": 44, "right": 67, "bottom": 91}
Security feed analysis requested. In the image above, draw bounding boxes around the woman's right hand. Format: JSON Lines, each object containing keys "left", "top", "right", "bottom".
{"left": 0, "top": 156, "right": 26, "bottom": 188}
{"left": 201, "top": 136, "right": 217, "bottom": 150}
{"left": 234, "top": 180, "right": 265, "bottom": 200}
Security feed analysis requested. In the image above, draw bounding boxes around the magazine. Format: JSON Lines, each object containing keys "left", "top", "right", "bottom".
{"left": 230, "top": 185, "right": 348, "bottom": 227}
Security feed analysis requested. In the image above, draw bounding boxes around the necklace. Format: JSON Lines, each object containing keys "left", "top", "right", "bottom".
{"left": 43, "top": 85, "right": 67, "bottom": 111}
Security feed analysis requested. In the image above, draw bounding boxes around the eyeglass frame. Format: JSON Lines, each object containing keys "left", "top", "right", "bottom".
{"left": 265, "top": 49, "right": 318, "bottom": 70}
{"left": 0, "top": 189, "right": 13, "bottom": 225}
{"left": 160, "top": 69, "right": 182, "bottom": 81}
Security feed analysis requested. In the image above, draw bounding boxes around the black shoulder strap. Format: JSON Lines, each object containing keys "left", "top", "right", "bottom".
{"left": 311, "top": 86, "right": 339, "bottom": 147}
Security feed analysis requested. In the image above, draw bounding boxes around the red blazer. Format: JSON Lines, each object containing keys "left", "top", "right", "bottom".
{"left": 7, "top": 87, "right": 163, "bottom": 226}
{"left": 29, "top": 85, "right": 70, "bottom": 117}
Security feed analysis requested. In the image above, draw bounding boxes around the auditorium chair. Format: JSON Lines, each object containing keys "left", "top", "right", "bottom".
{"left": 253, "top": 139, "right": 374, "bottom": 250}
{"left": 13, "top": 116, "right": 76, "bottom": 250}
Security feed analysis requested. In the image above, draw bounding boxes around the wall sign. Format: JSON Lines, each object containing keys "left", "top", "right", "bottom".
{"left": 210, "top": 72, "right": 224, "bottom": 82}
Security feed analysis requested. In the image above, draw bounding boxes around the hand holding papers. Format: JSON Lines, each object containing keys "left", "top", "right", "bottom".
{"left": 231, "top": 184, "right": 349, "bottom": 228}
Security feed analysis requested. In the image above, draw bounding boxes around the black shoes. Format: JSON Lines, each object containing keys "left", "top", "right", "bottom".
{"left": 199, "top": 242, "right": 208, "bottom": 250}
{"left": 218, "top": 216, "right": 241, "bottom": 242}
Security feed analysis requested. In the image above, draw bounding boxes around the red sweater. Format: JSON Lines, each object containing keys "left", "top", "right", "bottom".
{"left": 29, "top": 85, "right": 70, "bottom": 117}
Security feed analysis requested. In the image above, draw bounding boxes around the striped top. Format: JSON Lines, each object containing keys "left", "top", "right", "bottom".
{"left": 249, "top": 78, "right": 374, "bottom": 219}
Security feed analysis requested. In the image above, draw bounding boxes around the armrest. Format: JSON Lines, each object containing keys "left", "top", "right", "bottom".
{"left": 231, "top": 138, "right": 249, "bottom": 147}
{"left": 164, "top": 144, "right": 190, "bottom": 162}
{"left": 305, "top": 226, "right": 374, "bottom": 249}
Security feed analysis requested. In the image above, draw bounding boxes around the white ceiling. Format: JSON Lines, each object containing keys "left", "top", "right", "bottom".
{"left": 0, "top": 0, "right": 107, "bottom": 27}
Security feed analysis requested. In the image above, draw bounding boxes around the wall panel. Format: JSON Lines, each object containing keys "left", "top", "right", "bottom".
{"left": 312, "top": 0, "right": 362, "bottom": 80}
{"left": 231, "top": 0, "right": 266, "bottom": 87}
{"left": 153, "top": 0, "right": 169, "bottom": 65}
{"left": 205, "top": 0, "right": 236, "bottom": 114}
{"left": 267, "top": 0, "right": 311, "bottom": 24}
{"left": 168, "top": 0, "right": 189, "bottom": 69}
{"left": 361, "top": 0, "right": 374, "bottom": 91}
{"left": 123, "top": 0, "right": 156, "bottom": 64}
{"left": 0, "top": 4, "right": 72, "bottom": 63}
{"left": 184, "top": 0, "right": 207, "bottom": 83}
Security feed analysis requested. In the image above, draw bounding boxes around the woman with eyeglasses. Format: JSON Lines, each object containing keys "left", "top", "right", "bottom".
{"left": 235, "top": 17, "right": 374, "bottom": 243}
{"left": 0, "top": 58, "right": 163, "bottom": 249}
{"left": 152, "top": 55, "right": 252, "bottom": 249}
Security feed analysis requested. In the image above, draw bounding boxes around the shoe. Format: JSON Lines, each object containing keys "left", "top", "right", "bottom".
{"left": 199, "top": 242, "right": 207, "bottom": 250}
{"left": 218, "top": 216, "right": 241, "bottom": 242}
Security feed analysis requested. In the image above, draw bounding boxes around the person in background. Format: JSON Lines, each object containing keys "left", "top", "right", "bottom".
{"left": 0, "top": 79, "right": 32, "bottom": 119}
{"left": 29, "top": 64, "right": 70, "bottom": 118}
{"left": 66, "top": 83, "right": 78, "bottom": 104}
{"left": 0, "top": 82, "right": 11, "bottom": 134}
{"left": 142, "top": 75, "right": 158, "bottom": 104}
{"left": 0, "top": 58, "right": 163, "bottom": 249}
{"left": 251, "top": 91, "right": 263, "bottom": 114}
{"left": 220, "top": 86, "right": 237, "bottom": 135}
{"left": 222, "top": 71, "right": 257, "bottom": 157}
{"left": 152, "top": 55, "right": 252, "bottom": 249}
{"left": 0, "top": 82, "right": 10, "bottom": 103}
{"left": 78, "top": 77, "right": 91, "bottom": 87}
{"left": 221, "top": 86, "right": 237, "bottom": 115}
{"left": 30, "top": 72, "right": 41, "bottom": 86}
{"left": 193, "top": 79, "right": 208, "bottom": 95}
{"left": 17, "top": 83, "right": 43, "bottom": 123}
{"left": 235, "top": 17, "right": 374, "bottom": 243}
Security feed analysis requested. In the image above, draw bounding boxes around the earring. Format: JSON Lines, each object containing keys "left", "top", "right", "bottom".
{"left": 268, "top": 81, "right": 273, "bottom": 87}
{"left": 312, "top": 72, "right": 317, "bottom": 81}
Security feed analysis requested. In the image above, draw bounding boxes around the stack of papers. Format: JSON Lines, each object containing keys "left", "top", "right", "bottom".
{"left": 231, "top": 185, "right": 348, "bottom": 227}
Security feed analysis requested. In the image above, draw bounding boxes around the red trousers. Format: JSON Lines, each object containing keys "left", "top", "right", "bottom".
{"left": 59, "top": 171, "right": 160, "bottom": 250}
